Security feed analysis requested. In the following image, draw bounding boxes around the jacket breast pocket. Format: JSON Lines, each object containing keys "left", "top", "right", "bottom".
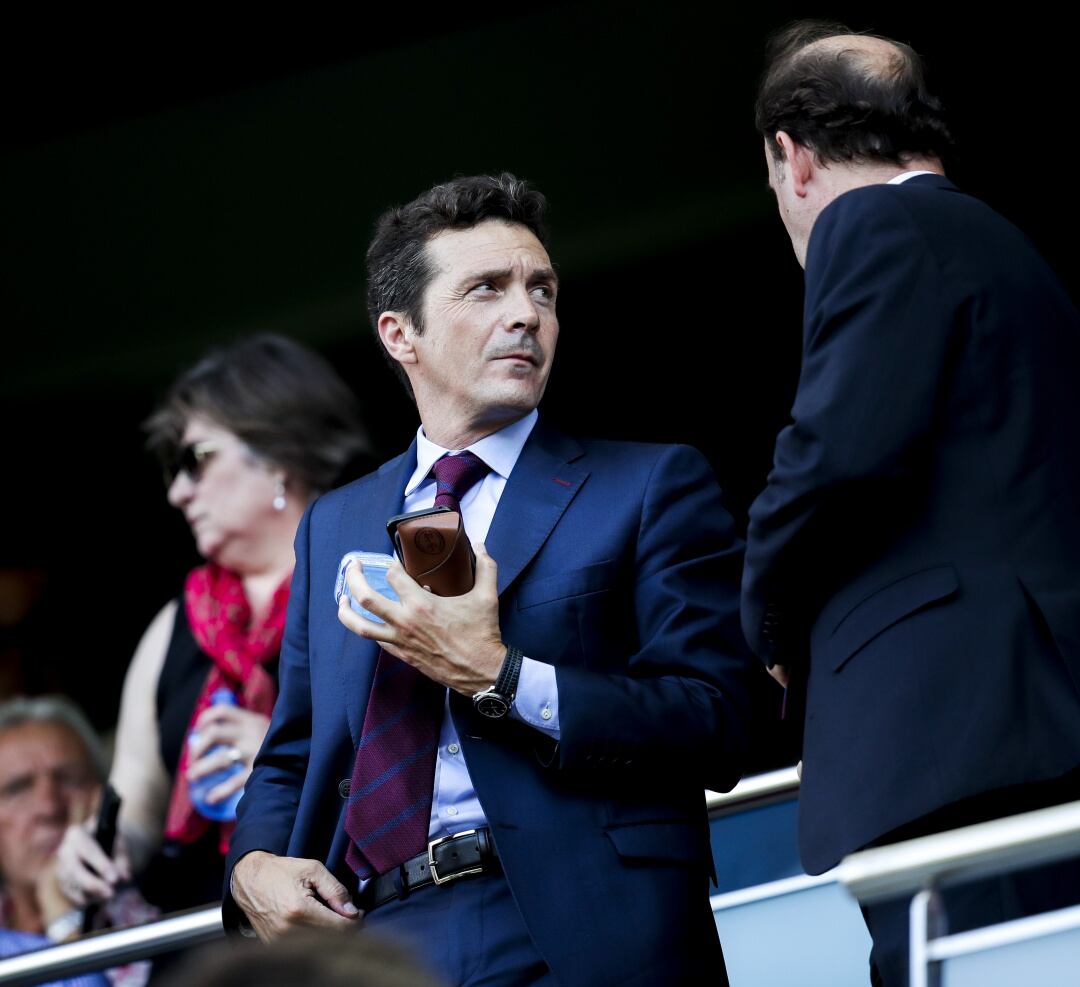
{"left": 515, "top": 560, "right": 617, "bottom": 610}
{"left": 828, "top": 564, "right": 959, "bottom": 672}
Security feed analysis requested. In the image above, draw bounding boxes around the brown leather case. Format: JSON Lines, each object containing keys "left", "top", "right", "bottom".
{"left": 388, "top": 506, "right": 476, "bottom": 596}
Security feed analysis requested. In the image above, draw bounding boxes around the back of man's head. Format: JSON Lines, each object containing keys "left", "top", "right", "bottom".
{"left": 755, "top": 20, "right": 953, "bottom": 166}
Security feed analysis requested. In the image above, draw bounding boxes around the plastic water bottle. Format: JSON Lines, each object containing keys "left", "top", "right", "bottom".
{"left": 188, "top": 688, "right": 244, "bottom": 821}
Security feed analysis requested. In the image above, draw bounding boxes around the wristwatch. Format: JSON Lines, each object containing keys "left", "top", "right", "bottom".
{"left": 472, "top": 645, "right": 524, "bottom": 719}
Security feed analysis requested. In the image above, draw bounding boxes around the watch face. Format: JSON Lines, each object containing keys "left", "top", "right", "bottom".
{"left": 475, "top": 693, "right": 510, "bottom": 719}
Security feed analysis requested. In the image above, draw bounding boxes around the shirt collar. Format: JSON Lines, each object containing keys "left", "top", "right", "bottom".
{"left": 887, "top": 170, "right": 940, "bottom": 185}
{"left": 405, "top": 409, "right": 539, "bottom": 496}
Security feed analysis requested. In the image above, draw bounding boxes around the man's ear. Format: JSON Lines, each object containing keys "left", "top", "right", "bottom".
{"left": 377, "top": 312, "right": 417, "bottom": 366}
{"left": 775, "top": 131, "right": 814, "bottom": 198}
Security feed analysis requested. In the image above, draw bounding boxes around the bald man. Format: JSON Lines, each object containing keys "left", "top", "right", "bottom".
{"left": 742, "top": 21, "right": 1080, "bottom": 986}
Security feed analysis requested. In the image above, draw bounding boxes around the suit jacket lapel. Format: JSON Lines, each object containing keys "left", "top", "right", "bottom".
{"left": 485, "top": 420, "right": 589, "bottom": 595}
{"left": 338, "top": 442, "right": 417, "bottom": 746}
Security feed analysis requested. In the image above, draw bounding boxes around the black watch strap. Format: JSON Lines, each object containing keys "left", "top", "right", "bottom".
{"left": 472, "top": 645, "right": 524, "bottom": 719}
{"left": 494, "top": 644, "right": 524, "bottom": 701}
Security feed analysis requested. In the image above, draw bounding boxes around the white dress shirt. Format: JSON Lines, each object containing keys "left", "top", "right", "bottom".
{"left": 887, "top": 169, "right": 940, "bottom": 185}
{"left": 399, "top": 409, "right": 561, "bottom": 842}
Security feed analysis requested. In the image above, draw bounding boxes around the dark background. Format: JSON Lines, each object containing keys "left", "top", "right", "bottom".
{"left": 2, "top": 5, "right": 1075, "bottom": 770}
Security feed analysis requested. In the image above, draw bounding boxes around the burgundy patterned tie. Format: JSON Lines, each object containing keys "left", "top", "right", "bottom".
{"left": 345, "top": 451, "right": 490, "bottom": 878}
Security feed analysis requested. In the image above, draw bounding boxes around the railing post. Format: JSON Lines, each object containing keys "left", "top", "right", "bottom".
{"left": 909, "top": 886, "right": 945, "bottom": 987}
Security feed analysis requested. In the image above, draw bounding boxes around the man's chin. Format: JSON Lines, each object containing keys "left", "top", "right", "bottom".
{"left": 490, "top": 387, "right": 544, "bottom": 417}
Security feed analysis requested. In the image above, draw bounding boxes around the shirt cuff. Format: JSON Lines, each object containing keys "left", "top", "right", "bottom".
{"left": 511, "top": 657, "right": 560, "bottom": 739}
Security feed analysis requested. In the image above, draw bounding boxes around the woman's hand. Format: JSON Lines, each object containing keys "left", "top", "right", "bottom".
{"left": 186, "top": 705, "right": 271, "bottom": 805}
{"left": 54, "top": 815, "right": 132, "bottom": 908}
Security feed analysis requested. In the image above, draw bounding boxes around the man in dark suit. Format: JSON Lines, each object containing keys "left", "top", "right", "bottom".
{"left": 742, "top": 21, "right": 1080, "bottom": 987}
{"left": 224, "top": 174, "right": 754, "bottom": 985}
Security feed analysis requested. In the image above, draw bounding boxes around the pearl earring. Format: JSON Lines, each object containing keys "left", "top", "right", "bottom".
{"left": 273, "top": 480, "right": 286, "bottom": 512}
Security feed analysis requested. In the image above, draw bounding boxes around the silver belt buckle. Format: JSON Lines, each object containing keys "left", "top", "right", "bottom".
{"left": 428, "top": 829, "right": 483, "bottom": 886}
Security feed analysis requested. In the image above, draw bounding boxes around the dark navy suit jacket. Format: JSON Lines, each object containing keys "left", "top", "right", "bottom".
{"left": 225, "top": 419, "right": 754, "bottom": 986}
{"left": 742, "top": 175, "right": 1080, "bottom": 874}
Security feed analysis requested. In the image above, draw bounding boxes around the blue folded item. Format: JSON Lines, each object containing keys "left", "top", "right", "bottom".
{"left": 335, "top": 551, "right": 399, "bottom": 623}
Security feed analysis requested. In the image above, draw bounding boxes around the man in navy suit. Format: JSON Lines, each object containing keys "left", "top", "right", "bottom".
{"left": 224, "top": 174, "right": 754, "bottom": 985}
{"left": 742, "top": 21, "right": 1080, "bottom": 987}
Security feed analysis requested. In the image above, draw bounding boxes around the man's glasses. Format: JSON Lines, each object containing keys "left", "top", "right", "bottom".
{"left": 164, "top": 440, "right": 220, "bottom": 486}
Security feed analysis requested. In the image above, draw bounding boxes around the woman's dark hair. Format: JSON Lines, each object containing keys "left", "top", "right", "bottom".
{"left": 145, "top": 334, "right": 372, "bottom": 494}
{"left": 755, "top": 20, "right": 953, "bottom": 166}
{"left": 365, "top": 172, "right": 549, "bottom": 395}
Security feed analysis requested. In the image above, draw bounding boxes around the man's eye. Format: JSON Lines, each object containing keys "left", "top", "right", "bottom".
{"left": 470, "top": 281, "right": 496, "bottom": 293}
{"left": 56, "top": 768, "right": 95, "bottom": 791}
{"left": 0, "top": 778, "right": 31, "bottom": 800}
{"left": 531, "top": 285, "right": 555, "bottom": 300}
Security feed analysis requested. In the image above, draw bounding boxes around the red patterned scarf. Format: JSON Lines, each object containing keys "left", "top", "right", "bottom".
{"left": 163, "top": 563, "right": 288, "bottom": 853}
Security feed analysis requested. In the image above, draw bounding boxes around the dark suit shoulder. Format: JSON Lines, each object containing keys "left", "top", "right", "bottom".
{"left": 570, "top": 435, "right": 717, "bottom": 485}
{"left": 307, "top": 447, "right": 413, "bottom": 524}
{"left": 810, "top": 181, "right": 931, "bottom": 256}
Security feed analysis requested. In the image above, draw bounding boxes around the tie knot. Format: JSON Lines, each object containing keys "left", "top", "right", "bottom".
{"left": 431, "top": 451, "right": 491, "bottom": 514}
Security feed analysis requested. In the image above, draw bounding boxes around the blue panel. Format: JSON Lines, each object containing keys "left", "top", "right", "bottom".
{"left": 710, "top": 798, "right": 802, "bottom": 892}
{"left": 941, "top": 924, "right": 1080, "bottom": 987}
{"left": 713, "top": 882, "right": 872, "bottom": 987}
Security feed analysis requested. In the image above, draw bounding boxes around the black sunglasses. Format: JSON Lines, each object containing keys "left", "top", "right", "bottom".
{"left": 164, "top": 440, "right": 220, "bottom": 486}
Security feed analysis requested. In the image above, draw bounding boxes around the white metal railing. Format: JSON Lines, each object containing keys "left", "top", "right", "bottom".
{"left": 837, "top": 798, "right": 1080, "bottom": 987}
{"left": 0, "top": 767, "right": 802, "bottom": 986}
{"left": 0, "top": 906, "right": 222, "bottom": 987}
{"left": 706, "top": 764, "right": 800, "bottom": 816}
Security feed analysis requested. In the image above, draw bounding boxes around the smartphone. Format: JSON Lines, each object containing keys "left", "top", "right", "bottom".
{"left": 81, "top": 783, "right": 122, "bottom": 933}
{"left": 93, "top": 783, "right": 121, "bottom": 858}
{"left": 386, "top": 505, "right": 476, "bottom": 596}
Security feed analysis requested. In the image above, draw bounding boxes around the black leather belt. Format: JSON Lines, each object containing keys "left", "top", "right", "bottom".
{"left": 357, "top": 828, "right": 500, "bottom": 912}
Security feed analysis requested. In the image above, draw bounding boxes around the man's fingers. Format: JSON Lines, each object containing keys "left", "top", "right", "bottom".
{"left": 382, "top": 559, "right": 427, "bottom": 605}
{"left": 768, "top": 663, "right": 791, "bottom": 688}
{"left": 473, "top": 543, "right": 498, "bottom": 593}
{"left": 298, "top": 900, "right": 361, "bottom": 930}
{"left": 338, "top": 591, "right": 394, "bottom": 642}
{"left": 232, "top": 854, "right": 361, "bottom": 941}
{"left": 307, "top": 866, "right": 360, "bottom": 918}
{"left": 346, "top": 563, "right": 397, "bottom": 621}
{"left": 266, "top": 894, "right": 357, "bottom": 937}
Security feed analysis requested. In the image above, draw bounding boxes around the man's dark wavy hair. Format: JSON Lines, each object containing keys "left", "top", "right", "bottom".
{"left": 755, "top": 20, "right": 953, "bottom": 166}
{"left": 364, "top": 172, "right": 549, "bottom": 397}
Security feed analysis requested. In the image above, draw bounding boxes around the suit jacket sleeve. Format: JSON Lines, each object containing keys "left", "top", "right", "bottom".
{"left": 741, "top": 187, "right": 959, "bottom": 665}
{"left": 221, "top": 502, "right": 316, "bottom": 930}
{"left": 553, "top": 444, "right": 754, "bottom": 793}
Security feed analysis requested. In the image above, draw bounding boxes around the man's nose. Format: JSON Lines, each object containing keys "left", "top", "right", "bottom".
{"left": 31, "top": 775, "right": 68, "bottom": 820}
{"left": 503, "top": 283, "right": 541, "bottom": 333}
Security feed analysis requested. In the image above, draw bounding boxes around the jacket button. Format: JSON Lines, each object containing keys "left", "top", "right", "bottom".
{"left": 338, "top": 779, "right": 351, "bottom": 798}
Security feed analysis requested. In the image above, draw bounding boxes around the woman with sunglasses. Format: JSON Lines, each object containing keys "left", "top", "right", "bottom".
{"left": 55, "top": 334, "right": 371, "bottom": 918}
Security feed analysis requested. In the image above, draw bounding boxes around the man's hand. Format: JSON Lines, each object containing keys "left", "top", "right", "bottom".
{"left": 230, "top": 851, "right": 361, "bottom": 941}
{"left": 768, "top": 663, "right": 791, "bottom": 688}
{"left": 337, "top": 543, "right": 507, "bottom": 696}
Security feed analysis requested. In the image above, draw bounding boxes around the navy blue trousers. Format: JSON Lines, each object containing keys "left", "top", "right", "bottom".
{"left": 363, "top": 872, "right": 554, "bottom": 986}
